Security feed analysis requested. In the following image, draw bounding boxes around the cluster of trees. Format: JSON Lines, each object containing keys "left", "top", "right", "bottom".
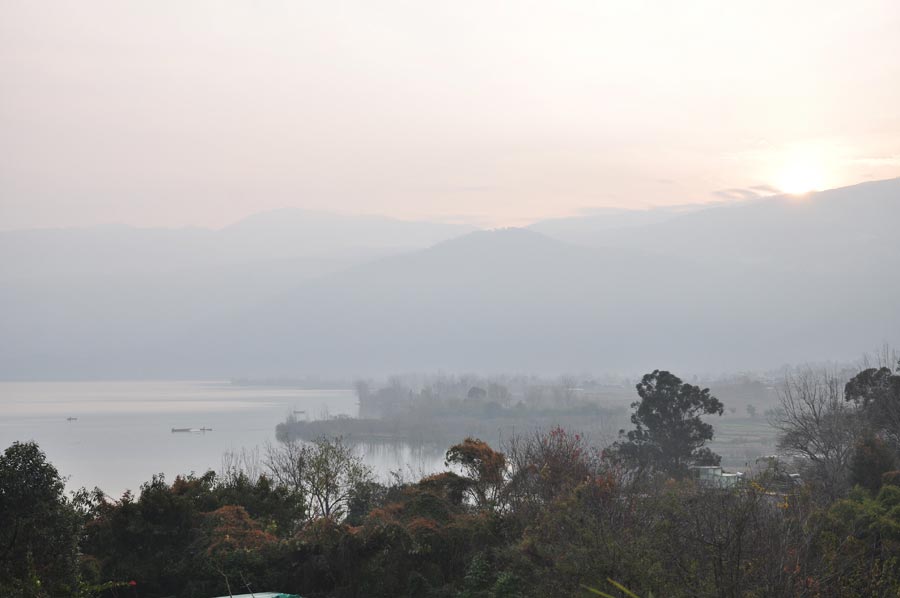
{"left": 4, "top": 366, "right": 900, "bottom": 597}
{"left": 354, "top": 374, "right": 637, "bottom": 420}
{"left": 285, "top": 376, "right": 625, "bottom": 451}
{"left": 770, "top": 360, "right": 900, "bottom": 500}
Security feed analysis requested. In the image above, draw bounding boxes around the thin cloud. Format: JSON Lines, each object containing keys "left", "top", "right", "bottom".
{"left": 713, "top": 188, "right": 763, "bottom": 201}
{"left": 750, "top": 184, "right": 780, "bottom": 194}
{"left": 713, "top": 184, "right": 781, "bottom": 202}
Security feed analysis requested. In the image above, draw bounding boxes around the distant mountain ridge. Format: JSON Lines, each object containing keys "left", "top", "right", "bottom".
{"left": 1, "top": 178, "right": 898, "bottom": 379}
{"left": 0, "top": 209, "right": 475, "bottom": 281}
{"left": 531, "top": 177, "right": 900, "bottom": 270}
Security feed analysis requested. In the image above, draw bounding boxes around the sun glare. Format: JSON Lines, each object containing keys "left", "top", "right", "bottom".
{"left": 776, "top": 153, "right": 827, "bottom": 196}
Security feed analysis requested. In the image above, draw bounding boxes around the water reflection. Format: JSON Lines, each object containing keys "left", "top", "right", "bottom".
{"left": 355, "top": 441, "right": 446, "bottom": 483}
{"left": 0, "top": 381, "right": 370, "bottom": 495}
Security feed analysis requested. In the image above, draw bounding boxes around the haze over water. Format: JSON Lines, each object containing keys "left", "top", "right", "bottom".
{"left": 0, "top": 380, "right": 442, "bottom": 495}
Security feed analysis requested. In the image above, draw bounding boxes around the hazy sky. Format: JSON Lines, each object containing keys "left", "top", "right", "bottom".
{"left": 2, "top": 0, "right": 899, "bottom": 229}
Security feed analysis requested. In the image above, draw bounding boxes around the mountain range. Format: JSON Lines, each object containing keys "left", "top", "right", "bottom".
{"left": 2, "top": 178, "right": 898, "bottom": 379}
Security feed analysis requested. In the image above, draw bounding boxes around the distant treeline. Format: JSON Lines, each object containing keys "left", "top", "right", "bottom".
{"left": 277, "top": 401, "right": 620, "bottom": 448}
{"left": 279, "top": 376, "right": 627, "bottom": 448}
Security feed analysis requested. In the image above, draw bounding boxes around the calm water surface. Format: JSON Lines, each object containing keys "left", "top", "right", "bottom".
{"left": 0, "top": 381, "right": 443, "bottom": 495}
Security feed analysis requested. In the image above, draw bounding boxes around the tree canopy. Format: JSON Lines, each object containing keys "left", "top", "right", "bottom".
{"left": 845, "top": 364, "right": 900, "bottom": 448}
{"left": 0, "top": 441, "right": 81, "bottom": 597}
{"left": 614, "top": 369, "right": 724, "bottom": 476}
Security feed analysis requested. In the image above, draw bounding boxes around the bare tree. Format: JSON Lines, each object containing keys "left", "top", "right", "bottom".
{"left": 220, "top": 446, "right": 263, "bottom": 485}
{"left": 769, "top": 368, "right": 860, "bottom": 500}
{"left": 265, "top": 437, "right": 372, "bottom": 522}
{"left": 265, "top": 439, "right": 309, "bottom": 497}
{"left": 859, "top": 342, "right": 899, "bottom": 370}
{"left": 303, "top": 437, "right": 372, "bottom": 519}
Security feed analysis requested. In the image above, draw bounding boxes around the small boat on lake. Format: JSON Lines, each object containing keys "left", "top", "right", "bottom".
{"left": 171, "top": 427, "right": 213, "bottom": 433}
{"left": 66, "top": 417, "right": 78, "bottom": 421}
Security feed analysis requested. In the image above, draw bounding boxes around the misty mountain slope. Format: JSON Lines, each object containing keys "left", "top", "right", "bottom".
{"left": 0, "top": 225, "right": 220, "bottom": 280}
{"left": 2, "top": 180, "right": 899, "bottom": 379}
{"left": 532, "top": 178, "right": 900, "bottom": 272}
{"left": 0, "top": 210, "right": 474, "bottom": 282}
{"left": 0, "top": 210, "right": 471, "bottom": 378}
{"left": 0, "top": 228, "right": 728, "bottom": 377}
{"left": 221, "top": 208, "right": 476, "bottom": 258}
{"left": 528, "top": 205, "right": 697, "bottom": 243}
{"left": 174, "top": 228, "right": 732, "bottom": 376}
{"left": 0, "top": 210, "right": 474, "bottom": 377}
{"left": 166, "top": 226, "right": 898, "bottom": 379}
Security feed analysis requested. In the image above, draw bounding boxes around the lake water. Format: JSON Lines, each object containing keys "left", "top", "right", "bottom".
{"left": 0, "top": 380, "right": 444, "bottom": 496}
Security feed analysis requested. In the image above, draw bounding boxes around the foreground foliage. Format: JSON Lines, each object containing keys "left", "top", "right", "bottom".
{"left": 0, "top": 442, "right": 81, "bottom": 597}
{"left": 5, "top": 363, "right": 900, "bottom": 597}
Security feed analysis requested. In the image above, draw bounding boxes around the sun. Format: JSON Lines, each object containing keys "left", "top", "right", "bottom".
{"left": 775, "top": 153, "right": 827, "bottom": 196}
